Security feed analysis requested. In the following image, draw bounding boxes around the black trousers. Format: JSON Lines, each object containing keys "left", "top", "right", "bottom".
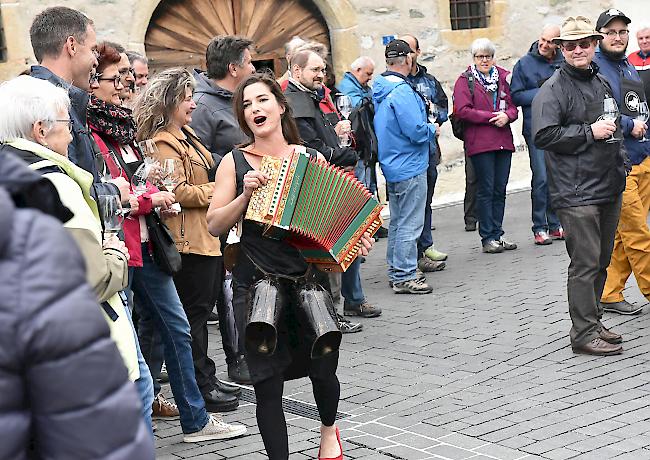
{"left": 464, "top": 152, "right": 478, "bottom": 226}
{"left": 173, "top": 253, "right": 221, "bottom": 394}
{"left": 254, "top": 371, "right": 340, "bottom": 460}
{"left": 556, "top": 197, "right": 622, "bottom": 347}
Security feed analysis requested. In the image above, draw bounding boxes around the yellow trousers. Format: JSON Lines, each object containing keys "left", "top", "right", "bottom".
{"left": 602, "top": 156, "right": 650, "bottom": 302}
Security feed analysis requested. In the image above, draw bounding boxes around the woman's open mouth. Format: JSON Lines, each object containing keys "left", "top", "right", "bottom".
{"left": 254, "top": 115, "right": 267, "bottom": 126}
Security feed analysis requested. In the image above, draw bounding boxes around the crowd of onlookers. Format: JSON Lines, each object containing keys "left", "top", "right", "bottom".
{"left": 1, "top": 4, "right": 650, "bottom": 459}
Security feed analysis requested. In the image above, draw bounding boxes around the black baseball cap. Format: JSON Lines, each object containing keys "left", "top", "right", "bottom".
{"left": 385, "top": 39, "right": 414, "bottom": 58}
{"left": 595, "top": 8, "right": 631, "bottom": 30}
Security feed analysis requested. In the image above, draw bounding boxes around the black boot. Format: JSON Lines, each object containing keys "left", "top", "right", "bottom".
{"left": 213, "top": 378, "right": 242, "bottom": 395}
{"left": 202, "top": 388, "right": 239, "bottom": 412}
{"left": 228, "top": 355, "right": 252, "bottom": 385}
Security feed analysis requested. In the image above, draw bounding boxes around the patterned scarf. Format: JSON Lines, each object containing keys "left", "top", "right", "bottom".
{"left": 471, "top": 64, "right": 499, "bottom": 94}
{"left": 87, "top": 94, "right": 137, "bottom": 145}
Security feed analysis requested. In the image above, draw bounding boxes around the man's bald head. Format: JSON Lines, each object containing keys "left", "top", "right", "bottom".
{"left": 538, "top": 24, "right": 561, "bottom": 59}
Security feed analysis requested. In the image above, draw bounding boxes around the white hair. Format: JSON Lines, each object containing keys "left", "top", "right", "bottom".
{"left": 350, "top": 56, "right": 375, "bottom": 71}
{"left": 0, "top": 76, "right": 70, "bottom": 142}
{"left": 638, "top": 25, "right": 650, "bottom": 35}
{"left": 470, "top": 38, "right": 496, "bottom": 57}
{"left": 284, "top": 36, "right": 306, "bottom": 57}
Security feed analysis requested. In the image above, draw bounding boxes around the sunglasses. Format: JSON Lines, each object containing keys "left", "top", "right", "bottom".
{"left": 562, "top": 40, "right": 593, "bottom": 51}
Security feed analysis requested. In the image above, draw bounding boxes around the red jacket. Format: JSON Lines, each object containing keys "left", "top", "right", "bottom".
{"left": 452, "top": 65, "right": 518, "bottom": 157}
{"left": 90, "top": 129, "right": 159, "bottom": 267}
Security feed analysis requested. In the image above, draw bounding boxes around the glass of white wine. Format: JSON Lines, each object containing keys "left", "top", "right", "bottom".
{"left": 603, "top": 97, "right": 620, "bottom": 143}
{"left": 637, "top": 101, "right": 649, "bottom": 143}
{"left": 98, "top": 194, "right": 124, "bottom": 235}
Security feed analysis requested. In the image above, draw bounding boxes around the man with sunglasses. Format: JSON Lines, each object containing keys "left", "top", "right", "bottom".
{"left": 592, "top": 9, "right": 650, "bottom": 316}
{"left": 28, "top": 7, "right": 129, "bottom": 204}
{"left": 533, "top": 16, "right": 627, "bottom": 356}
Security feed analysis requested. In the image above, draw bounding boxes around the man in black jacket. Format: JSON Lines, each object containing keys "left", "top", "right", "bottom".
{"left": 189, "top": 35, "right": 256, "bottom": 385}
{"left": 29, "top": 6, "right": 129, "bottom": 203}
{"left": 533, "top": 16, "right": 626, "bottom": 356}
{"left": 284, "top": 49, "right": 358, "bottom": 168}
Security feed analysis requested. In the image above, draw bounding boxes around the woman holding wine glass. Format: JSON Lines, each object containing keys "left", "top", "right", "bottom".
{"left": 0, "top": 75, "right": 154, "bottom": 435}
{"left": 134, "top": 68, "right": 244, "bottom": 417}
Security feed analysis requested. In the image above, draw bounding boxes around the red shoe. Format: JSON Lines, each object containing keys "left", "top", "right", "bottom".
{"left": 533, "top": 231, "right": 552, "bottom": 245}
{"left": 549, "top": 227, "right": 565, "bottom": 240}
{"left": 318, "top": 427, "right": 343, "bottom": 460}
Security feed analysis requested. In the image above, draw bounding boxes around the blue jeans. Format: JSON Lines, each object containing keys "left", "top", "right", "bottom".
{"left": 417, "top": 154, "right": 438, "bottom": 258}
{"left": 525, "top": 135, "right": 560, "bottom": 233}
{"left": 470, "top": 151, "right": 512, "bottom": 244}
{"left": 387, "top": 172, "right": 427, "bottom": 282}
{"left": 355, "top": 159, "right": 377, "bottom": 195}
{"left": 130, "top": 244, "right": 209, "bottom": 434}
{"left": 341, "top": 257, "right": 364, "bottom": 306}
{"left": 129, "top": 269, "right": 165, "bottom": 397}
{"left": 121, "top": 293, "right": 154, "bottom": 436}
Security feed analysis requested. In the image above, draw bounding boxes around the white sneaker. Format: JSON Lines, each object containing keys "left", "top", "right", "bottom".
{"left": 183, "top": 414, "right": 247, "bottom": 443}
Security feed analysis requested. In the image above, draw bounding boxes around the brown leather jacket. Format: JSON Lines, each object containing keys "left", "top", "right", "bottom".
{"left": 153, "top": 125, "right": 221, "bottom": 256}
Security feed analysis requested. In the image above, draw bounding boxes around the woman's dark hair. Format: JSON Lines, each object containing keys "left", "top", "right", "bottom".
{"left": 96, "top": 42, "right": 122, "bottom": 74}
{"left": 233, "top": 72, "right": 302, "bottom": 146}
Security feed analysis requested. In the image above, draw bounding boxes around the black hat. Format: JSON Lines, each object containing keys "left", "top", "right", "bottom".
{"left": 595, "top": 8, "right": 631, "bottom": 30}
{"left": 385, "top": 39, "right": 413, "bottom": 58}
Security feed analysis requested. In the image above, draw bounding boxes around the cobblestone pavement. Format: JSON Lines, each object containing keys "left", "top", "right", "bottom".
{"left": 155, "top": 190, "right": 650, "bottom": 460}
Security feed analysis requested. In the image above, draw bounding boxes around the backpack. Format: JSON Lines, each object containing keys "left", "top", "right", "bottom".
{"left": 349, "top": 96, "right": 378, "bottom": 165}
{"left": 450, "top": 71, "right": 475, "bottom": 141}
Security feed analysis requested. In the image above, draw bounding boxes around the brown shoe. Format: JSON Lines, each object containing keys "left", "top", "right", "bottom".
{"left": 599, "top": 326, "right": 622, "bottom": 344}
{"left": 572, "top": 337, "right": 623, "bottom": 356}
{"left": 152, "top": 393, "right": 180, "bottom": 420}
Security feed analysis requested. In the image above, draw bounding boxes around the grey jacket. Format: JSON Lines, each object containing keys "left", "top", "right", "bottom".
{"left": 0, "top": 153, "right": 154, "bottom": 460}
{"left": 190, "top": 70, "right": 248, "bottom": 165}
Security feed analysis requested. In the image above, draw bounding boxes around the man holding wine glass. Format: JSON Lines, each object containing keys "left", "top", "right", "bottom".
{"left": 533, "top": 15, "right": 627, "bottom": 356}
{"left": 592, "top": 8, "right": 650, "bottom": 316}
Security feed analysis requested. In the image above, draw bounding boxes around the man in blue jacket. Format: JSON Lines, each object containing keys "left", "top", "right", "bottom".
{"left": 593, "top": 8, "right": 650, "bottom": 316}
{"left": 374, "top": 39, "right": 436, "bottom": 294}
{"left": 338, "top": 56, "right": 374, "bottom": 106}
{"left": 511, "top": 24, "right": 564, "bottom": 246}
{"left": 402, "top": 34, "right": 449, "bottom": 271}
{"left": 29, "top": 7, "right": 129, "bottom": 203}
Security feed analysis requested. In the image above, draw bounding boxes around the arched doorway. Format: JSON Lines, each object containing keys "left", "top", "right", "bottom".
{"left": 144, "top": 0, "right": 331, "bottom": 75}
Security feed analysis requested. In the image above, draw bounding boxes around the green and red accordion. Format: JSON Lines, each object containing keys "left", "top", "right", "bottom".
{"left": 245, "top": 148, "right": 383, "bottom": 272}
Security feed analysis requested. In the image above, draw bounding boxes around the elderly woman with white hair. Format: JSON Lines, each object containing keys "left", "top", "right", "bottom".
{"left": 452, "top": 38, "right": 519, "bottom": 254}
{"left": 0, "top": 75, "right": 155, "bottom": 431}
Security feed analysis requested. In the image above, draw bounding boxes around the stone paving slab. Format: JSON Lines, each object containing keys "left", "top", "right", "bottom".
{"left": 155, "top": 190, "right": 650, "bottom": 459}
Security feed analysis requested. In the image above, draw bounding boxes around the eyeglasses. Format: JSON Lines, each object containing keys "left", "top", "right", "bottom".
{"left": 602, "top": 29, "right": 629, "bottom": 38}
{"left": 562, "top": 40, "right": 593, "bottom": 51}
{"left": 308, "top": 66, "right": 326, "bottom": 74}
{"left": 474, "top": 55, "right": 494, "bottom": 61}
{"left": 119, "top": 67, "right": 135, "bottom": 77}
{"left": 54, "top": 119, "right": 73, "bottom": 133}
{"left": 96, "top": 74, "right": 122, "bottom": 89}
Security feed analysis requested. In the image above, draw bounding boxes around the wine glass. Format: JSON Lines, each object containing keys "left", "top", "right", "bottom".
{"left": 161, "top": 159, "right": 182, "bottom": 212}
{"left": 98, "top": 194, "right": 124, "bottom": 235}
{"left": 603, "top": 97, "right": 620, "bottom": 143}
{"left": 95, "top": 151, "right": 123, "bottom": 183}
{"left": 138, "top": 139, "right": 159, "bottom": 159}
{"left": 637, "top": 101, "right": 649, "bottom": 143}
{"left": 131, "top": 163, "right": 149, "bottom": 196}
{"left": 499, "top": 99, "right": 507, "bottom": 112}
{"left": 336, "top": 95, "right": 353, "bottom": 120}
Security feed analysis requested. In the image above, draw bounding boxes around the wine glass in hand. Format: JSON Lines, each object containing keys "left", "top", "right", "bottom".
{"left": 637, "top": 101, "right": 649, "bottom": 143}
{"left": 603, "top": 97, "right": 620, "bottom": 143}
{"left": 336, "top": 95, "right": 353, "bottom": 120}
{"left": 131, "top": 163, "right": 149, "bottom": 196}
{"left": 161, "top": 159, "right": 182, "bottom": 212}
{"left": 98, "top": 195, "right": 124, "bottom": 235}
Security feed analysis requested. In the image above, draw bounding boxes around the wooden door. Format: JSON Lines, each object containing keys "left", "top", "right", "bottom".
{"left": 145, "top": 0, "right": 330, "bottom": 75}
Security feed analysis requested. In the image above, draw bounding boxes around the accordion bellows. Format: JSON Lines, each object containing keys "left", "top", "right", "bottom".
{"left": 245, "top": 149, "right": 383, "bottom": 272}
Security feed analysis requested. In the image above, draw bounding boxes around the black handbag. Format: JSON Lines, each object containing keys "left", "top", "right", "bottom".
{"left": 144, "top": 206, "right": 182, "bottom": 276}
{"left": 108, "top": 141, "right": 182, "bottom": 276}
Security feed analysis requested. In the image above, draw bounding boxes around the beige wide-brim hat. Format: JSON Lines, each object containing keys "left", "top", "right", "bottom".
{"left": 553, "top": 16, "right": 605, "bottom": 44}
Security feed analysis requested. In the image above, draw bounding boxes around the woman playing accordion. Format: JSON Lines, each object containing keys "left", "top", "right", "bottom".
{"left": 207, "top": 73, "right": 373, "bottom": 460}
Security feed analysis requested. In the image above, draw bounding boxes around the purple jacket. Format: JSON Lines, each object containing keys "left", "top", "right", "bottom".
{"left": 452, "top": 65, "right": 518, "bottom": 156}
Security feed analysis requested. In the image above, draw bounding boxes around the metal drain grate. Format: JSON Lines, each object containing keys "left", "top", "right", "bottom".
{"left": 238, "top": 387, "right": 351, "bottom": 421}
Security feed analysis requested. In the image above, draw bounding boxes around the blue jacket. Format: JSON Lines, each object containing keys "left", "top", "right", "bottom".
{"left": 594, "top": 49, "right": 650, "bottom": 166}
{"left": 338, "top": 72, "right": 372, "bottom": 107}
{"left": 407, "top": 64, "right": 449, "bottom": 124}
{"left": 372, "top": 71, "right": 434, "bottom": 183}
{"left": 511, "top": 41, "right": 564, "bottom": 139}
{"left": 30, "top": 65, "right": 118, "bottom": 198}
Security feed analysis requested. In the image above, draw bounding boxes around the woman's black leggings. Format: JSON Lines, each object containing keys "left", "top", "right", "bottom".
{"left": 253, "top": 371, "right": 340, "bottom": 460}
